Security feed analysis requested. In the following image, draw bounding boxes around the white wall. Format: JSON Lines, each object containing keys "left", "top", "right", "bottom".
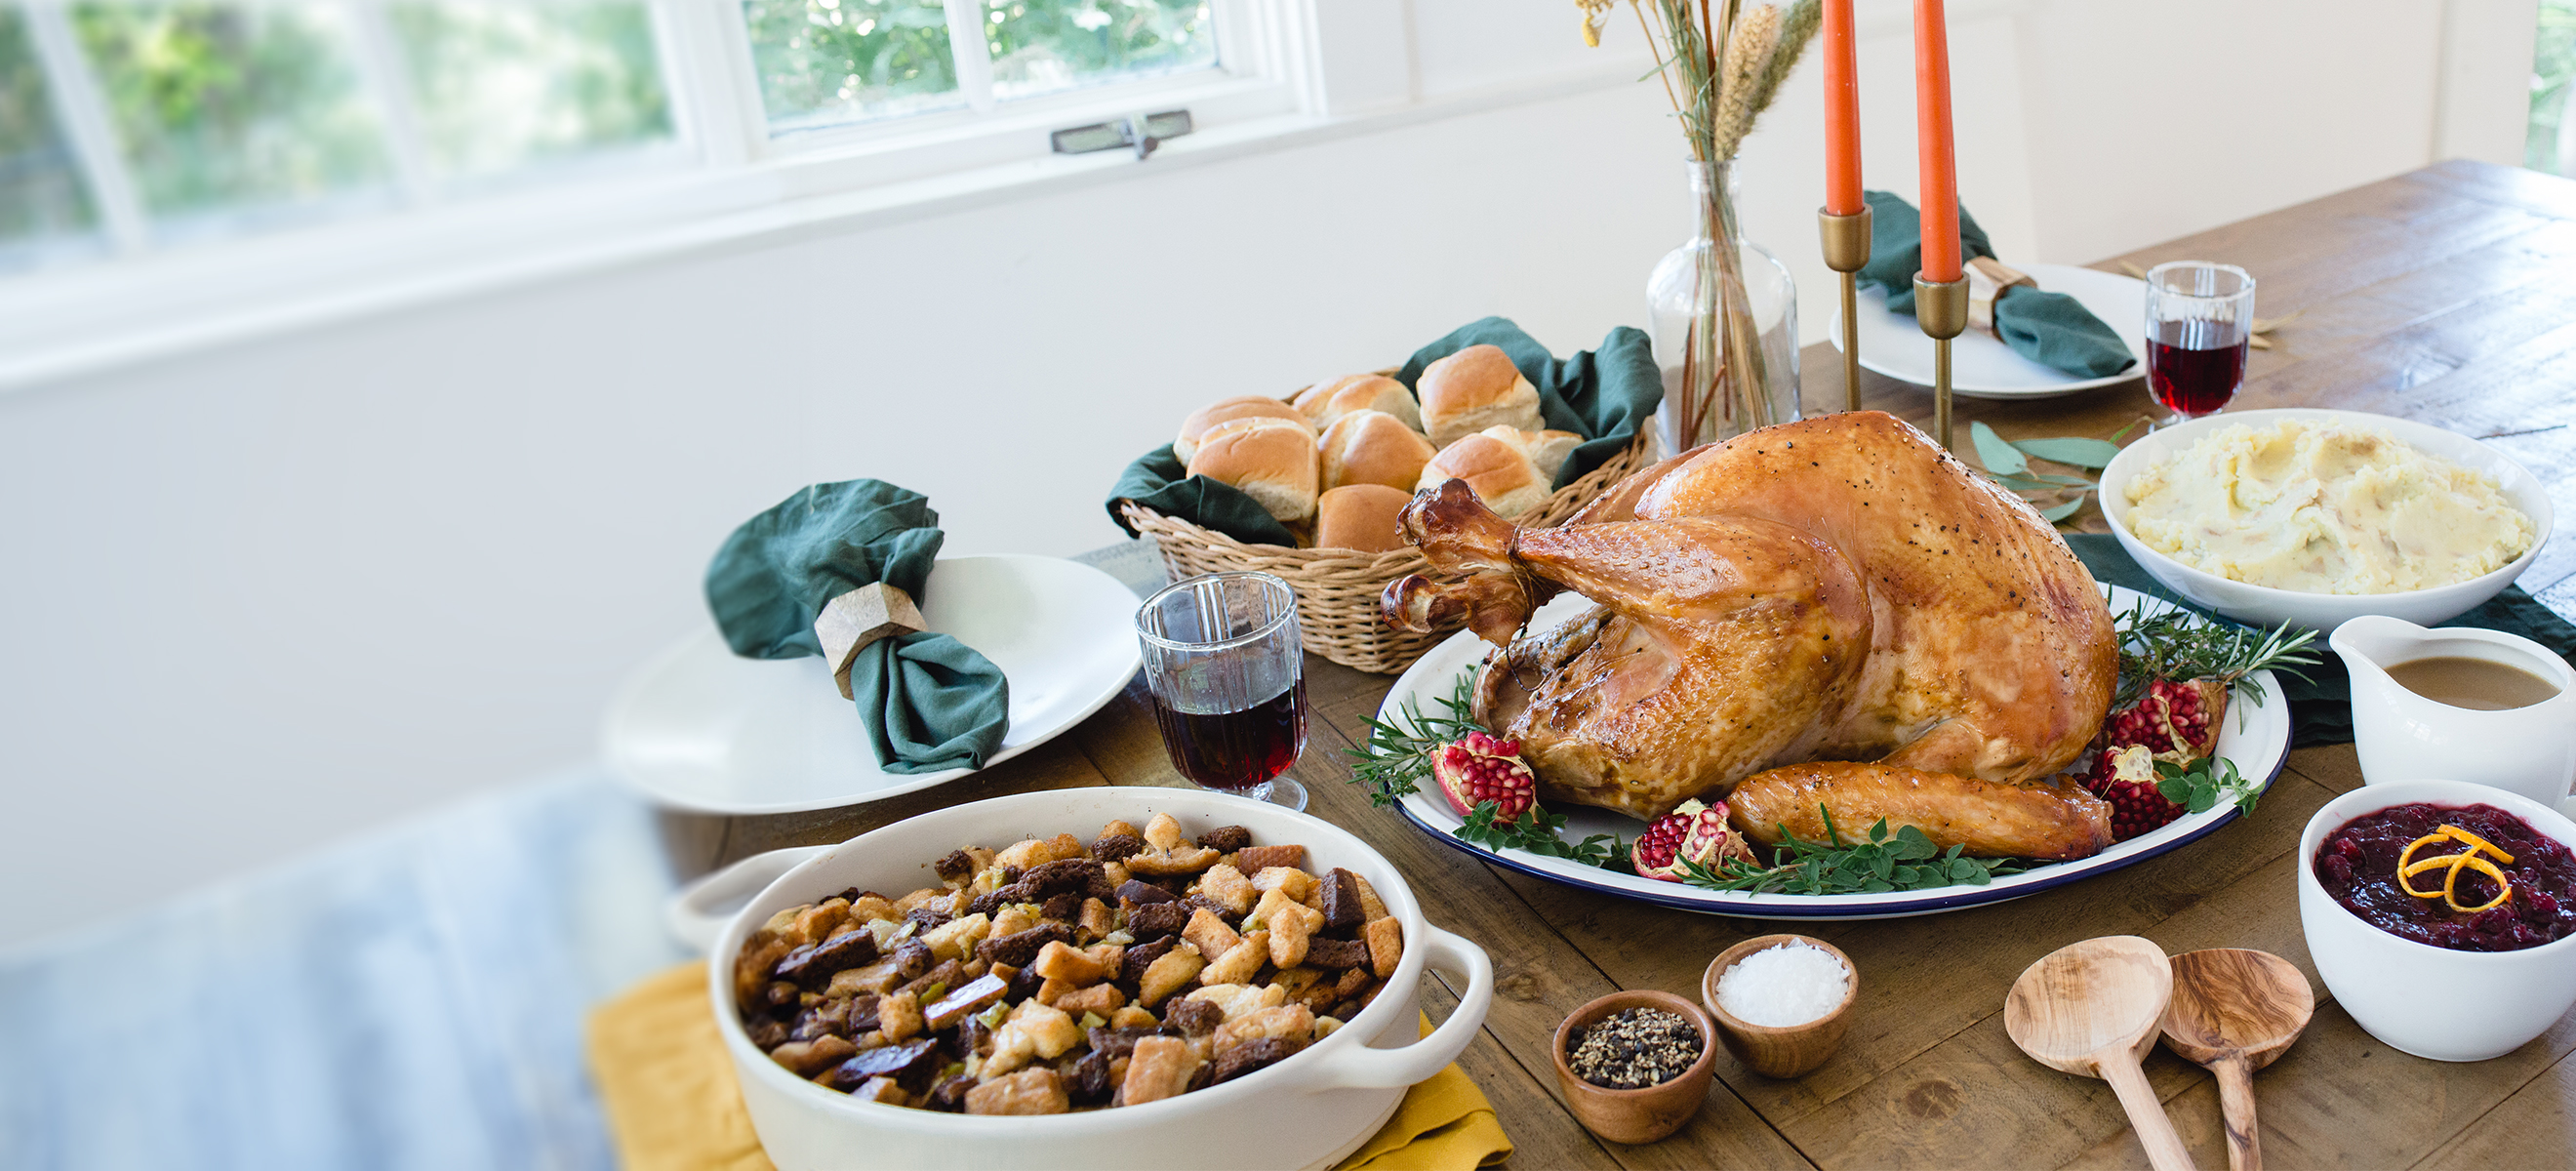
{"left": 0, "top": 0, "right": 2539, "bottom": 949}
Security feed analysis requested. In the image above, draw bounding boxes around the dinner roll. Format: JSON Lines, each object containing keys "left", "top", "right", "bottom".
{"left": 1187, "top": 418, "right": 1319, "bottom": 522}
{"left": 1417, "top": 433, "right": 1548, "bottom": 519}
{"left": 1320, "top": 409, "right": 1438, "bottom": 494}
{"left": 1176, "top": 396, "right": 1310, "bottom": 464}
{"left": 1295, "top": 374, "right": 1424, "bottom": 433}
{"left": 1480, "top": 425, "right": 1584, "bottom": 482}
{"left": 1418, "top": 344, "right": 1544, "bottom": 448}
{"left": 1313, "top": 485, "right": 1414, "bottom": 553}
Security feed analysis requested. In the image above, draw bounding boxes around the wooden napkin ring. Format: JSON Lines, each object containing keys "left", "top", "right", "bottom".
{"left": 815, "top": 583, "right": 927, "bottom": 700}
{"left": 1966, "top": 256, "right": 2037, "bottom": 340}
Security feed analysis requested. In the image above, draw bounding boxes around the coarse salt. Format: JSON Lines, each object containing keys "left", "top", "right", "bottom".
{"left": 1715, "top": 942, "right": 1849, "bottom": 1027}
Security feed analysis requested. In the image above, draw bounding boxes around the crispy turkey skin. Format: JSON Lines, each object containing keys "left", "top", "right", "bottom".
{"left": 1384, "top": 411, "right": 2117, "bottom": 829}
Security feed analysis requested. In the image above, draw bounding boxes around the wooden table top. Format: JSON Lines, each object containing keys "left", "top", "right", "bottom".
{"left": 666, "top": 160, "right": 2576, "bottom": 1170}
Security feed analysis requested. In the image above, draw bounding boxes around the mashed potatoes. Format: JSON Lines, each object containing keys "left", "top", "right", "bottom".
{"left": 2123, "top": 419, "right": 2533, "bottom": 594}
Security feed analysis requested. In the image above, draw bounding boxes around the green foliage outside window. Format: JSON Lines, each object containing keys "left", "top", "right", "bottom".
{"left": 986, "top": 0, "right": 1214, "bottom": 101}
{"left": 72, "top": 2, "right": 391, "bottom": 219}
{"left": 390, "top": 3, "right": 673, "bottom": 180}
{"left": 0, "top": 8, "right": 101, "bottom": 247}
{"left": 2529, "top": 0, "right": 2576, "bottom": 175}
{"left": 744, "top": 0, "right": 962, "bottom": 130}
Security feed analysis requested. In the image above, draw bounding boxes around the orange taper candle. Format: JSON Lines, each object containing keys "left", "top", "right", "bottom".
{"left": 1912, "top": 0, "right": 1960, "bottom": 282}
{"left": 1822, "top": 0, "right": 1861, "bottom": 215}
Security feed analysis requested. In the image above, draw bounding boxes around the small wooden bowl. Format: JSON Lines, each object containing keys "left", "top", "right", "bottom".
{"left": 1702, "top": 934, "right": 1859, "bottom": 1079}
{"left": 1550, "top": 989, "right": 1716, "bottom": 1145}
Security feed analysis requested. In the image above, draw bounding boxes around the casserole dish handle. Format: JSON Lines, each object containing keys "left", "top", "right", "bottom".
{"left": 665, "top": 844, "right": 832, "bottom": 952}
{"left": 1308, "top": 925, "right": 1495, "bottom": 1088}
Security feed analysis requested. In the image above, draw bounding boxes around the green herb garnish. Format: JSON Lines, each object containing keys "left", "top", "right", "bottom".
{"left": 2155, "top": 754, "right": 2262, "bottom": 818}
{"left": 2112, "top": 597, "right": 2320, "bottom": 712}
{"left": 1682, "top": 806, "right": 2025, "bottom": 895}
{"left": 1969, "top": 420, "right": 2136, "bottom": 524}
{"left": 1454, "top": 801, "right": 1630, "bottom": 870}
{"left": 1346, "top": 668, "right": 1482, "bottom": 806}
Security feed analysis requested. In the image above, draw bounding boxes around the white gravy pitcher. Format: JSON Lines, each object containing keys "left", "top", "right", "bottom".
{"left": 2331, "top": 615, "right": 2576, "bottom": 808}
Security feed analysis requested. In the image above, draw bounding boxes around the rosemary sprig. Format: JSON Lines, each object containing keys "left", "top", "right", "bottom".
{"left": 1681, "top": 807, "right": 2025, "bottom": 895}
{"left": 1343, "top": 668, "right": 1481, "bottom": 807}
{"left": 2112, "top": 598, "right": 2321, "bottom": 711}
{"left": 1456, "top": 802, "right": 1630, "bottom": 870}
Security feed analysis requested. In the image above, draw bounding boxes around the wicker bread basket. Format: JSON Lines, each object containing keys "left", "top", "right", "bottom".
{"left": 1120, "top": 430, "right": 1650, "bottom": 673}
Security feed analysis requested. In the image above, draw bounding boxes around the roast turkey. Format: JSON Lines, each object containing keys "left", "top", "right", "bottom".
{"left": 1384, "top": 411, "right": 2117, "bottom": 851}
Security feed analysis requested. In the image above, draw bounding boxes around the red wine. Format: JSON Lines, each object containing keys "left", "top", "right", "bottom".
{"left": 1150, "top": 681, "right": 1308, "bottom": 790}
{"left": 2148, "top": 336, "right": 2248, "bottom": 418}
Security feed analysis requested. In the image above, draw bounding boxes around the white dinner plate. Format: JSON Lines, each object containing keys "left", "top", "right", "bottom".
{"left": 1830, "top": 262, "right": 2149, "bottom": 399}
{"left": 603, "top": 554, "right": 1142, "bottom": 815}
{"left": 1378, "top": 585, "right": 2289, "bottom": 920}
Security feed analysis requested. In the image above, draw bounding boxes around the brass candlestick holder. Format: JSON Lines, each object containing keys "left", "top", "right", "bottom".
{"left": 1818, "top": 207, "right": 1872, "bottom": 413}
{"left": 1912, "top": 273, "right": 1969, "bottom": 450}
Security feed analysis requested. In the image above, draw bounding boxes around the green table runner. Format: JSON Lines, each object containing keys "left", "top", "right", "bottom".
{"left": 2067, "top": 534, "right": 2576, "bottom": 748}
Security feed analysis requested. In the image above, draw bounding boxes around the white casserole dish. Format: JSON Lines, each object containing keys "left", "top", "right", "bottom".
{"left": 2098, "top": 408, "right": 2551, "bottom": 633}
{"left": 679, "top": 787, "right": 1496, "bottom": 1171}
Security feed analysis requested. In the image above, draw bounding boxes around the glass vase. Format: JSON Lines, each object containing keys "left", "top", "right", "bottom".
{"left": 1647, "top": 159, "right": 1801, "bottom": 459}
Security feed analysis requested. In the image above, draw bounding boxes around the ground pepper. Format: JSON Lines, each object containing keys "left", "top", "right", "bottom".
{"left": 1566, "top": 1007, "right": 1701, "bottom": 1089}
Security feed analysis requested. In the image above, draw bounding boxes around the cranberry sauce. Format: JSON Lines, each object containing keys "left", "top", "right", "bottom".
{"left": 2314, "top": 802, "right": 2576, "bottom": 952}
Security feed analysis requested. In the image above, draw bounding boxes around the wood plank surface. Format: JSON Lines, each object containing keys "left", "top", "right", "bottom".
{"left": 698, "top": 161, "right": 2576, "bottom": 1169}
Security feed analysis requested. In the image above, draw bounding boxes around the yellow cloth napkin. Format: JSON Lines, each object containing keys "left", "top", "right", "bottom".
{"left": 585, "top": 962, "right": 1511, "bottom": 1171}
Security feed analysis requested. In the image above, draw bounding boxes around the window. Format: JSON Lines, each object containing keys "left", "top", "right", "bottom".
{"left": 2532, "top": 0, "right": 2576, "bottom": 177}
{"left": 739, "top": 0, "right": 1219, "bottom": 134}
{"left": 1, "top": 0, "right": 1256, "bottom": 280}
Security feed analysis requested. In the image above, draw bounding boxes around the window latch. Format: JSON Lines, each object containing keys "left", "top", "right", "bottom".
{"left": 1050, "top": 110, "right": 1193, "bottom": 161}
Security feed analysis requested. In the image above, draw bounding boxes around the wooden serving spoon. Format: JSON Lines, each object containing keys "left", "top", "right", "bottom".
{"left": 2005, "top": 936, "right": 2197, "bottom": 1171}
{"left": 2159, "top": 949, "right": 2314, "bottom": 1171}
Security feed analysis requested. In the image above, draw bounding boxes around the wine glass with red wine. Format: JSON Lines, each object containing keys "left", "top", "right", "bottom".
{"left": 2145, "top": 261, "right": 2256, "bottom": 424}
{"left": 1134, "top": 571, "right": 1308, "bottom": 810}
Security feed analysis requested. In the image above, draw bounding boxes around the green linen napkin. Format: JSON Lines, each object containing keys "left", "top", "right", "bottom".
{"left": 2066, "top": 534, "right": 2576, "bottom": 748}
{"left": 705, "top": 480, "right": 1008, "bottom": 774}
{"left": 1859, "top": 190, "right": 2137, "bottom": 380}
{"left": 1107, "top": 318, "right": 1663, "bottom": 545}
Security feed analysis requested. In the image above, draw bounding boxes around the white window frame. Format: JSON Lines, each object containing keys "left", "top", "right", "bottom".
{"left": 0, "top": 0, "right": 1431, "bottom": 390}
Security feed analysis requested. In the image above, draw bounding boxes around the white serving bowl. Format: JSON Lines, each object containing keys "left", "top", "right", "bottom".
{"left": 691, "top": 787, "right": 1495, "bottom": 1171}
{"left": 2100, "top": 408, "right": 2552, "bottom": 632}
{"left": 2298, "top": 779, "right": 2576, "bottom": 1062}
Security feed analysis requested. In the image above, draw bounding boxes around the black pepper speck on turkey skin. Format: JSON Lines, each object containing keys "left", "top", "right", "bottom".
{"left": 1385, "top": 411, "right": 2117, "bottom": 848}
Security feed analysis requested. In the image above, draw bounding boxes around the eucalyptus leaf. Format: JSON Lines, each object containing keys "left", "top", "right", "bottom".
{"left": 2038, "top": 495, "right": 2088, "bottom": 522}
{"left": 1970, "top": 422, "right": 2029, "bottom": 475}
{"left": 2008, "top": 436, "right": 2123, "bottom": 469}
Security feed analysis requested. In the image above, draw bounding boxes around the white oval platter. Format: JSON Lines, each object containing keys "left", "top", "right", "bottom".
{"left": 1379, "top": 585, "right": 2288, "bottom": 920}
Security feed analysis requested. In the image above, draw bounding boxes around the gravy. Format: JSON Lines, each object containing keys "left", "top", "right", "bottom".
{"left": 2385, "top": 655, "right": 2562, "bottom": 711}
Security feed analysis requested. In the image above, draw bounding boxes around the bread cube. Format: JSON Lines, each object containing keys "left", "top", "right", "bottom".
{"left": 1187, "top": 982, "right": 1289, "bottom": 1022}
{"left": 1201, "top": 931, "right": 1270, "bottom": 987}
{"left": 876, "top": 989, "right": 923, "bottom": 1042}
{"left": 1119, "top": 1035, "right": 1197, "bottom": 1106}
{"left": 1195, "top": 865, "right": 1258, "bottom": 916}
{"left": 1349, "top": 871, "right": 1389, "bottom": 920}
{"left": 1182, "top": 908, "right": 1242, "bottom": 963}
{"left": 1137, "top": 941, "right": 1205, "bottom": 1007}
{"left": 1214, "top": 1003, "right": 1315, "bottom": 1053}
{"left": 1031, "top": 940, "right": 1107, "bottom": 986}
{"left": 1363, "top": 916, "right": 1404, "bottom": 978}
{"left": 1235, "top": 845, "right": 1308, "bottom": 875}
{"left": 966, "top": 1068, "right": 1068, "bottom": 1115}
{"left": 920, "top": 913, "right": 991, "bottom": 963}
{"left": 1052, "top": 982, "right": 1125, "bottom": 1019}
{"left": 1248, "top": 866, "right": 1316, "bottom": 904}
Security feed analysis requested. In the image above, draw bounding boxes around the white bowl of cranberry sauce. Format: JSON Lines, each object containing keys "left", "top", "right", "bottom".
{"left": 703, "top": 787, "right": 1495, "bottom": 1171}
{"left": 2300, "top": 779, "right": 2576, "bottom": 1062}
